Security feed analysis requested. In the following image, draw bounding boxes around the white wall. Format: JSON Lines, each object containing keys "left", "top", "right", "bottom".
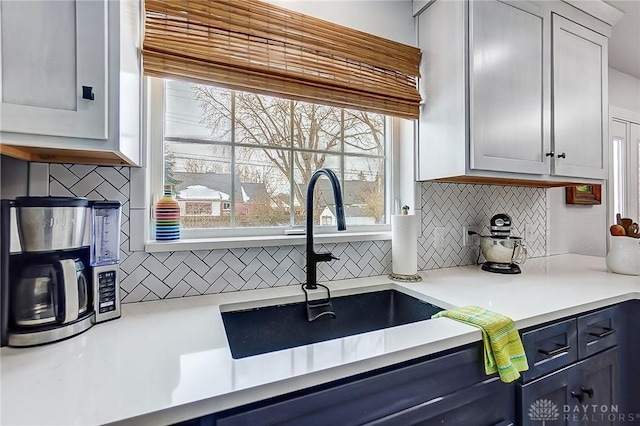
{"left": 548, "top": 185, "right": 608, "bottom": 256}
{"left": 609, "top": 68, "right": 640, "bottom": 113}
{"left": 267, "top": 1, "right": 415, "bottom": 46}
{"left": 548, "top": 68, "right": 640, "bottom": 257}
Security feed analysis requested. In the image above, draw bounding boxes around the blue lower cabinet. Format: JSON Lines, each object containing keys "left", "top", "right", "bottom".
{"left": 519, "top": 363, "right": 579, "bottom": 426}
{"left": 518, "top": 347, "right": 620, "bottom": 426}
{"left": 577, "top": 305, "right": 621, "bottom": 359}
{"left": 620, "top": 300, "right": 640, "bottom": 416}
{"left": 578, "top": 347, "right": 620, "bottom": 426}
{"left": 211, "top": 342, "right": 514, "bottom": 426}
{"left": 520, "top": 318, "right": 578, "bottom": 382}
{"left": 364, "top": 376, "right": 514, "bottom": 426}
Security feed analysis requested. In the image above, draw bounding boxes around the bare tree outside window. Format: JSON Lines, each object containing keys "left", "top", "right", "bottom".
{"left": 164, "top": 80, "right": 386, "bottom": 229}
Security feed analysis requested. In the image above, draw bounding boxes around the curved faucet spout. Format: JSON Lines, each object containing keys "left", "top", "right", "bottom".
{"left": 306, "top": 168, "right": 346, "bottom": 232}
{"left": 305, "top": 168, "right": 347, "bottom": 290}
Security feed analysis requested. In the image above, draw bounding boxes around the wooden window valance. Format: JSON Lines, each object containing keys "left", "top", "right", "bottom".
{"left": 143, "top": 0, "right": 422, "bottom": 119}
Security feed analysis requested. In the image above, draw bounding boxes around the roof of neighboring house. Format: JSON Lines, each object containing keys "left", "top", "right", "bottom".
{"left": 173, "top": 172, "right": 239, "bottom": 199}
{"left": 323, "top": 205, "right": 373, "bottom": 218}
{"left": 176, "top": 185, "right": 229, "bottom": 201}
{"left": 308, "top": 180, "right": 379, "bottom": 206}
{"left": 172, "top": 172, "right": 268, "bottom": 203}
{"left": 242, "top": 182, "right": 269, "bottom": 204}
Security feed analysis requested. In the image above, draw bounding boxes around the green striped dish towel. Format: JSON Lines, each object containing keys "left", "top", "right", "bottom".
{"left": 432, "top": 305, "right": 529, "bottom": 383}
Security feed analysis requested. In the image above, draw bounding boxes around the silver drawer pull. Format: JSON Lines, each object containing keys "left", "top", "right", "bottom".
{"left": 588, "top": 327, "right": 615, "bottom": 339}
{"left": 538, "top": 344, "right": 570, "bottom": 357}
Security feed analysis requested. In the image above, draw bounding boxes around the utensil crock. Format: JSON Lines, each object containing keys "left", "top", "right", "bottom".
{"left": 606, "top": 236, "right": 640, "bottom": 276}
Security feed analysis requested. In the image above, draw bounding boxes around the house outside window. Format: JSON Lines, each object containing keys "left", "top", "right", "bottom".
{"left": 184, "top": 201, "right": 213, "bottom": 216}
{"left": 160, "top": 79, "right": 390, "bottom": 237}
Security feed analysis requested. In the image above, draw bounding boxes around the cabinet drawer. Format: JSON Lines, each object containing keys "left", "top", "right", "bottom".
{"left": 365, "top": 377, "right": 514, "bottom": 426}
{"left": 521, "top": 318, "right": 577, "bottom": 382}
{"left": 578, "top": 305, "right": 621, "bottom": 359}
{"left": 216, "top": 343, "right": 488, "bottom": 426}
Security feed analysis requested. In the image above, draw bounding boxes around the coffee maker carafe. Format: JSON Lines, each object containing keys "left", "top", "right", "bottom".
{"left": 1, "top": 197, "right": 122, "bottom": 347}
{"left": 13, "top": 259, "right": 88, "bottom": 326}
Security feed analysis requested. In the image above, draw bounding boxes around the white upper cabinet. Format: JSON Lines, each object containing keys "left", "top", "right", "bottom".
{"left": 552, "top": 14, "right": 608, "bottom": 180}
{"left": 469, "top": 0, "right": 550, "bottom": 175}
{"left": 416, "top": 0, "right": 614, "bottom": 185}
{"left": 0, "top": 0, "right": 108, "bottom": 140}
{"left": 0, "top": 0, "right": 141, "bottom": 166}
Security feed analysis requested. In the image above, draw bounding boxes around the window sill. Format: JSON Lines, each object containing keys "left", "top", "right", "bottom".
{"left": 144, "top": 231, "right": 392, "bottom": 253}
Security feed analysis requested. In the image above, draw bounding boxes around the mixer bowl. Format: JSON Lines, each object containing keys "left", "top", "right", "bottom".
{"left": 15, "top": 197, "right": 88, "bottom": 252}
{"left": 479, "top": 236, "right": 526, "bottom": 264}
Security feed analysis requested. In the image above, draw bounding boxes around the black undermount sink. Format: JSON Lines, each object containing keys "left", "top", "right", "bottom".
{"left": 221, "top": 289, "right": 444, "bottom": 359}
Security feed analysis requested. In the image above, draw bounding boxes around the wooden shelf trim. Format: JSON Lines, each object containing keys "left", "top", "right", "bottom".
{"left": 430, "top": 175, "right": 596, "bottom": 188}
{"left": 0, "top": 144, "right": 138, "bottom": 167}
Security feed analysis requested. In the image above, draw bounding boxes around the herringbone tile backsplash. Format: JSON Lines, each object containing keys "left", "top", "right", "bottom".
{"left": 418, "top": 183, "right": 546, "bottom": 270}
{"left": 49, "top": 164, "right": 547, "bottom": 303}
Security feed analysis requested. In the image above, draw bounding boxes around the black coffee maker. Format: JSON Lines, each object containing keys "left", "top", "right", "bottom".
{"left": 1, "top": 197, "right": 121, "bottom": 347}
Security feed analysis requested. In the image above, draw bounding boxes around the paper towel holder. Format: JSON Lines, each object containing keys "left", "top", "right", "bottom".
{"left": 389, "top": 205, "right": 422, "bottom": 282}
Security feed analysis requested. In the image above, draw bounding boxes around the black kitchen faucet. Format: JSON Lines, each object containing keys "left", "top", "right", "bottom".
{"left": 302, "top": 168, "right": 346, "bottom": 321}
{"left": 304, "top": 168, "right": 346, "bottom": 290}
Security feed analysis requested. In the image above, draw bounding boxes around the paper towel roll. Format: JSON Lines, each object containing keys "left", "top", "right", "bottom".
{"left": 391, "top": 214, "right": 418, "bottom": 275}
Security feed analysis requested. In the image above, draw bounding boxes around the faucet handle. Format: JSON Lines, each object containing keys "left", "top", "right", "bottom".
{"left": 315, "top": 251, "right": 339, "bottom": 262}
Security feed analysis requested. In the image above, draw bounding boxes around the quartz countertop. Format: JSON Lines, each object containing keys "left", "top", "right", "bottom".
{"left": 2, "top": 254, "right": 639, "bottom": 425}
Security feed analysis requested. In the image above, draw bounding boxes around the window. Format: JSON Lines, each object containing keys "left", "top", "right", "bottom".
{"left": 321, "top": 215, "right": 333, "bottom": 226}
{"left": 611, "top": 134, "right": 626, "bottom": 216}
{"left": 157, "top": 79, "right": 390, "bottom": 238}
{"left": 609, "top": 117, "right": 640, "bottom": 223}
{"left": 143, "top": 0, "right": 418, "bottom": 245}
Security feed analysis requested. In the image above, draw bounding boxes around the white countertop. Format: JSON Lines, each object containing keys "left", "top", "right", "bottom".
{"left": 2, "top": 254, "right": 639, "bottom": 426}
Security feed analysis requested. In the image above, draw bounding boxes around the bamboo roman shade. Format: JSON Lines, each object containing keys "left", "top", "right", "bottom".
{"left": 143, "top": 0, "right": 422, "bottom": 119}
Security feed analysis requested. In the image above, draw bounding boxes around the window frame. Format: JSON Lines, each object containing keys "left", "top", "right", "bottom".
{"left": 608, "top": 107, "right": 640, "bottom": 229}
{"left": 147, "top": 77, "right": 398, "bottom": 244}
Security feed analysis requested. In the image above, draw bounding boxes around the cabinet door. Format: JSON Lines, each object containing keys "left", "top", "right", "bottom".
{"left": 0, "top": 0, "right": 108, "bottom": 140}
{"left": 576, "top": 347, "right": 620, "bottom": 426}
{"left": 469, "top": 0, "right": 550, "bottom": 175}
{"left": 217, "top": 344, "right": 488, "bottom": 426}
{"left": 364, "top": 377, "right": 515, "bottom": 426}
{"left": 552, "top": 14, "right": 608, "bottom": 179}
{"left": 416, "top": 0, "right": 467, "bottom": 181}
{"left": 519, "top": 364, "right": 580, "bottom": 426}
